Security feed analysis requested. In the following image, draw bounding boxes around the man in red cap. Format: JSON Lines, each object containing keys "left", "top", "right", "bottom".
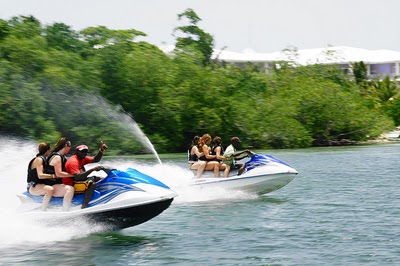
{"left": 65, "top": 141, "right": 108, "bottom": 208}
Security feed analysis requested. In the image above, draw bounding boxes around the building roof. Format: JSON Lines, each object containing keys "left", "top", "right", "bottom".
{"left": 159, "top": 45, "right": 400, "bottom": 65}
{"left": 212, "top": 46, "right": 400, "bottom": 65}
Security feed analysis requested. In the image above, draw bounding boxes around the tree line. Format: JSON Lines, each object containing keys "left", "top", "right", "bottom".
{"left": 0, "top": 10, "right": 398, "bottom": 155}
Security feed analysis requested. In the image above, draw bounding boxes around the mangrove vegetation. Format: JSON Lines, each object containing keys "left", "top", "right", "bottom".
{"left": 0, "top": 10, "right": 399, "bottom": 155}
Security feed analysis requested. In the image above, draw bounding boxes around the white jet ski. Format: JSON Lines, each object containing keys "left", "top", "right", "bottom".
{"left": 17, "top": 168, "right": 177, "bottom": 230}
{"left": 191, "top": 153, "right": 298, "bottom": 195}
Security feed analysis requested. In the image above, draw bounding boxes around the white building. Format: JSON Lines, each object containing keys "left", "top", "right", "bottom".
{"left": 211, "top": 46, "right": 400, "bottom": 79}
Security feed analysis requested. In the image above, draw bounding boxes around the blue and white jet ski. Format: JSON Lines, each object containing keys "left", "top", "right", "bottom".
{"left": 191, "top": 153, "right": 298, "bottom": 195}
{"left": 17, "top": 168, "right": 177, "bottom": 230}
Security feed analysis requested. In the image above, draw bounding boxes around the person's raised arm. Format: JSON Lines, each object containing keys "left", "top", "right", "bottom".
{"left": 93, "top": 141, "right": 108, "bottom": 163}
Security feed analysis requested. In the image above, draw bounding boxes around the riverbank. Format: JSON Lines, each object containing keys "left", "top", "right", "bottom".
{"left": 319, "top": 127, "right": 400, "bottom": 146}
{"left": 380, "top": 127, "right": 400, "bottom": 140}
{"left": 363, "top": 127, "right": 400, "bottom": 144}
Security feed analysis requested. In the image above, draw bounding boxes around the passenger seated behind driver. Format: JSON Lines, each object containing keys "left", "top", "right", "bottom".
{"left": 46, "top": 137, "right": 75, "bottom": 211}
{"left": 27, "top": 142, "right": 56, "bottom": 211}
{"left": 65, "top": 141, "right": 108, "bottom": 209}
{"left": 198, "top": 134, "right": 220, "bottom": 177}
{"left": 223, "top": 137, "right": 251, "bottom": 176}
{"left": 211, "top": 136, "right": 230, "bottom": 178}
{"left": 188, "top": 135, "right": 206, "bottom": 178}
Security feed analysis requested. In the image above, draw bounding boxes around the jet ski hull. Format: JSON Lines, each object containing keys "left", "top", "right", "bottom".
{"left": 192, "top": 172, "right": 297, "bottom": 195}
{"left": 191, "top": 153, "right": 298, "bottom": 195}
{"left": 17, "top": 167, "right": 177, "bottom": 230}
{"left": 85, "top": 197, "right": 174, "bottom": 230}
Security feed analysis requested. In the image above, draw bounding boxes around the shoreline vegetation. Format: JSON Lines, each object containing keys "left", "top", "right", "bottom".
{"left": 321, "top": 127, "right": 400, "bottom": 146}
{"left": 0, "top": 12, "right": 399, "bottom": 155}
{"left": 362, "top": 127, "right": 400, "bottom": 144}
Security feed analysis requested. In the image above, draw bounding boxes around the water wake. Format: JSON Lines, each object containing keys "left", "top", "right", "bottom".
{"left": 109, "top": 160, "right": 259, "bottom": 204}
{"left": 0, "top": 136, "right": 257, "bottom": 246}
{"left": 0, "top": 137, "right": 109, "bottom": 246}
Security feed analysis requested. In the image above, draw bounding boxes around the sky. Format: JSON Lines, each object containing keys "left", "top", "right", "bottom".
{"left": 1, "top": 0, "right": 400, "bottom": 53}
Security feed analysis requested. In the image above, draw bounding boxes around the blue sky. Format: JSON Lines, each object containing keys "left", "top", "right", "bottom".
{"left": 1, "top": 0, "right": 399, "bottom": 53}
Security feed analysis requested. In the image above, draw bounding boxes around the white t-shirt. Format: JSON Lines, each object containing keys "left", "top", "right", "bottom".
{"left": 223, "top": 144, "right": 235, "bottom": 166}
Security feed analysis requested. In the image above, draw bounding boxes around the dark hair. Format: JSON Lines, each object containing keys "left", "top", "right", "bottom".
{"left": 51, "top": 137, "right": 70, "bottom": 153}
{"left": 213, "top": 136, "right": 222, "bottom": 145}
{"left": 231, "top": 137, "right": 241, "bottom": 143}
{"left": 192, "top": 135, "right": 200, "bottom": 145}
{"left": 37, "top": 142, "right": 50, "bottom": 156}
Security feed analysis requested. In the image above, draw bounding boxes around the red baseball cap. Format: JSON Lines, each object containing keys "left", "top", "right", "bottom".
{"left": 76, "top": 145, "right": 89, "bottom": 152}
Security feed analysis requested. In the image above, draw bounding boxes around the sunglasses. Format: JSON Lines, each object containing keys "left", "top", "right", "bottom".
{"left": 66, "top": 141, "right": 71, "bottom": 147}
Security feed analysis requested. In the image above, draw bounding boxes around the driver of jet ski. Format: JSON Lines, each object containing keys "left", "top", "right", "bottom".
{"left": 64, "top": 141, "right": 108, "bottom": 209}
{"left": 222, "top": 137, "right": 252, "bottom": 176}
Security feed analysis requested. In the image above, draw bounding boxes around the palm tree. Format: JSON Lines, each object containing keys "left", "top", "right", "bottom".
{"left": 371, "top": 76, "right": 400, "bottom": 105}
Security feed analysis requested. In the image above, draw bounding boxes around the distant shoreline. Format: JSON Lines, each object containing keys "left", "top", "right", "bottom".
{"left": 360, "top": 128, "right": 400, "bottom": 145}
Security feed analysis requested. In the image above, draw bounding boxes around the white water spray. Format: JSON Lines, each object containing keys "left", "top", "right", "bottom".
{"left": 109, "top": 112, "right": 162, "bottom": 165}
{"left": 89, "top": 94, "right": 162, "bottom": 164}
{"left": 46, "top": 90, "right": 163, "bottom": 164}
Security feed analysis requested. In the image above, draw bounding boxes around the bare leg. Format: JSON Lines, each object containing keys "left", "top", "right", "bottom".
{"left": 196, "top": 161, "right": 206, "bottom": 178}
{"left": 29, "top": 184, "right": 55, "bottom": 211}
{"left": 213, "top": 163, "right": 220, "bottom": 177}
{"left": 63, "top": 185, "right": 74, "bottom": 211}
{"left": 41, "top": 186, "right": 55, "bottom": 210}
{"left": 203, "top": 161, "right": 220, "bottom": 177}
{"left": 218, "top": 163, "right": 230, "bottom": 177}
{"left": 190, "top": 161, "right": 207, "bottom": 178}
{"left": 53, "top": 184, "right": 75, "bottom": 211}
{"left": 222, "top": 164, "right": 231, "bottom": 178}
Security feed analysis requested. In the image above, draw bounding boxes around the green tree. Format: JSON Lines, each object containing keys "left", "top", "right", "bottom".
{"left": 0, "top": 35, "right": 48, "bottom": 77}
{"left": 371, "top": 76, "right": 400, "bottom": 105}
{"left": 8, "top": 15, "right": 42, "bottom": 39}
{"left": 80, "top": 26, "right": 145, "bottom": 47}
{"left": 0, "top": 69, "right": 59, "bottom": 141}
{"left": 0, "top": 15, "right": 396, "bottom": 153}
{"left": 45, "top": 22, "right": 85, "bottom": 53}
{"left": 174, "top": 8, "right": 214, "bottom": 66}
{"left": 352, "top": 61, "right": 370, "bottom": 96}
{"left": 0, "top": 19, "right": 10, "bottom": 40}
{"left": 110, "top": 43, "right": 178, "bottom": 151}
{"left": 384, "top": 98, "right": 400, "bottom": 125}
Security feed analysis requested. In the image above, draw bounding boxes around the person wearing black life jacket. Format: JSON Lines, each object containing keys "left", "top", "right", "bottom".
{"left": 65, "top": 141, "right": 107, "bottom": 209}
{"left": 211, "top": 136, "right": 230, "bottom": 178}
{"left": 188, "top": 136, "right": 206, "bottom": 178}
{"left": 47, "top": 137, "right": 75, "bottom": 211}
{"left": 27, "top": 142, "right": 56, "bottom": 211}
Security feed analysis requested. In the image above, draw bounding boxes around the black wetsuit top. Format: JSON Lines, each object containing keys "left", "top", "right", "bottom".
{"left": 188, "top": 145, "right": 199, "bottom": 162}
{"left": 211, "top": 144, "right": 224, "bottom": 161}
{"left": 43, "top": 152, "right": 66, "bottom": 185}
{"left": 198, "top": 145, "right": 212, "bottom": 161}
{"left": 27, "top": 155, "right": 47, "bottom": 187}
